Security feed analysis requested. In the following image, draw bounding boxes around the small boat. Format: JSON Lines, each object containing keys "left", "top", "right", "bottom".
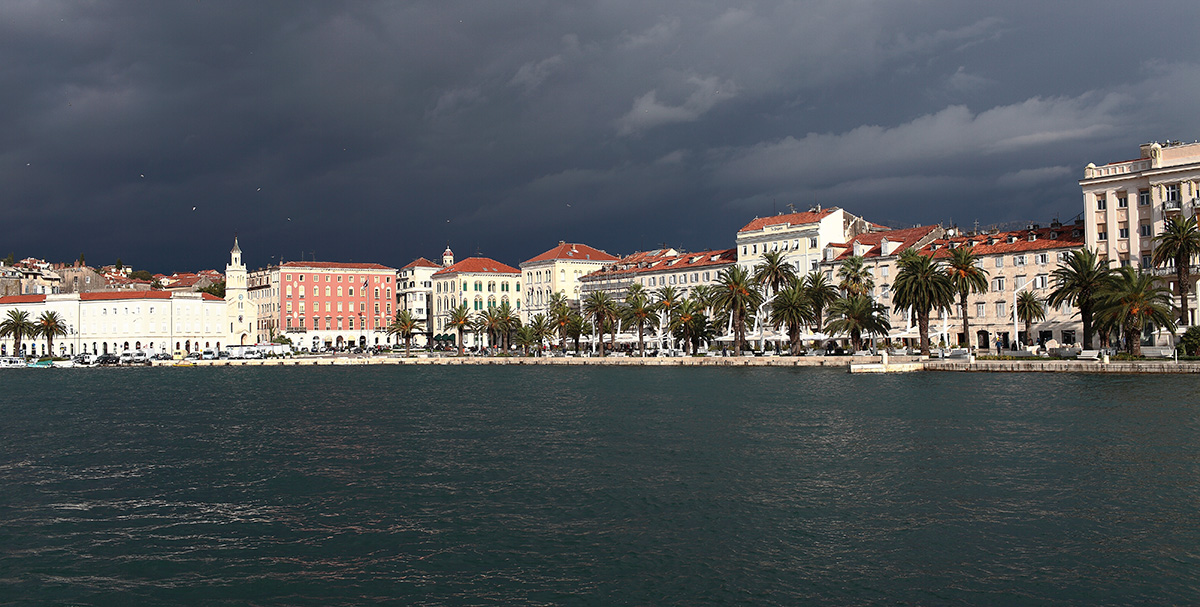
{"left": 26, "top": 359, "right": 53, "bottom": 368}
{"left": 0, "top": 357, "right": 26, "bottom": 369}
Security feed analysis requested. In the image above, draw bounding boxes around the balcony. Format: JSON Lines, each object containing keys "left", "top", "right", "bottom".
{"left": 1164, "top": 199, "right": 1182, "bottom": 212}
{"left": 1148, "top": 264, "right": 1200, "bottom": 278}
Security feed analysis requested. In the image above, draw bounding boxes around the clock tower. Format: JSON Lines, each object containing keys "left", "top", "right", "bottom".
{"left": 225, "top": 237, "right": 256, "bottom": 347}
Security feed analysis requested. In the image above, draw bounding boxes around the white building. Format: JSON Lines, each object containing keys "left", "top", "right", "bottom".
{"left": 736, "top": 206, "right": 875, "bottom": 274}
{"left": 0, "top": 290, "right": 229, "bottom": 357}
{"left": 521, "top": 242, "right": 618, "bottom": 319}
{"left": 398, "top": 253, "right": 444, "bottom": 347}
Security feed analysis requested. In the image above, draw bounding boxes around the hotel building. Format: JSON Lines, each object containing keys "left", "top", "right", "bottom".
{"left": 270, "top": 260, "right": 399, "bottom": 351}
{"left": 521, "top": 242, "right": 618, "bottom": 319}
{"left": 579, "top": 248, "right": 737, "bottom": 300}
{"left": 431, "top": 254, "right": 521, "bottom": 347}
{"left": 397, "top": 253, "right": 444, "bottom": 347}
{"left": 1080, "top": 140, "right": 1200, "bottom": 324}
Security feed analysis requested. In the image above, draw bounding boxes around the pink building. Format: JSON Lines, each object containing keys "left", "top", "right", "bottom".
{"left": 273, "top": 261, "right": 399, "bottom": 350}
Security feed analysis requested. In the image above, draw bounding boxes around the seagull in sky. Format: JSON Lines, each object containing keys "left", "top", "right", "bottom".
{"left": 140, "top": 174, "right": 144, "bottom": 178}
{"left": 192, "top": 206, "right": 197, "bottom": 211}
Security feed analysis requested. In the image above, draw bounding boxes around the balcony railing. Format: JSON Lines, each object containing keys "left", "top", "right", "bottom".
{"left": 1148, "top": 264, "right": 1200, "bottom": 278}
{"left": 1164, "top": 199, "right": 1183, "bottom": 212}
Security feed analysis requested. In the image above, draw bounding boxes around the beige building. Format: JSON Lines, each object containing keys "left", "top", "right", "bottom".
{"left": 579, "top": 248, "right": 736, "bottom": 301}
{"left": 224, "top": 238, "right": 256, "bottom": 347}
{"left": 1080, "top": 140, "right": 1200, "bottom": 324}
{"left": 248, "top": 265, "right": 280, "bottom": 343}
{"left": 521, "top": 242, "right": 619, "bottom": 319}
{"left": 737, "top": 206, "right": 875, "bottom": 275}
{"left": 822, "top": 222, "right": 1086, "bottom": 350}
{"left": 398, "top": 252, "right": 446, "bottom": 348}
{"left": 431, "top": 255, "right": 521, "bottom": 347}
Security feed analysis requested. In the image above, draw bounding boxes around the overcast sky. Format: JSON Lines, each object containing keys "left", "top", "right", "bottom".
{"left": 5, "top": 1, "right": 1200, "bottom": 273}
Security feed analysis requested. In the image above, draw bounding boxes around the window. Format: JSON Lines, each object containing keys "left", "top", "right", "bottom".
{"left": 327, "top": 286, "right": 332, "bottom": 296}
{"left": 1140, "top": 224, "right": 1152, "bottom": 237}
{"left": 995, "top": 302, "right": 1006, "bottom": 318}
{"left": 474, "top": 281, "right": 483, "bottom": 292}
{"left": 992, "top": 277, "right": 1005, "bottom": 291}
{"left": 881, "top": 266, "right": 889, "bottom": 278}
{"left": 1119, "top": 227, "right": 1129, "bottom": 239}
{"left": 311, "top": 286, "right": 318, "bottom": 297}
{"left": 286, "top": 274, "right": 292, "bottom": 281}
{"left": 299, "top": 275, "right": 304, "bottom": 282}
{"left": 1166, "top": 184, "right": 1181, "bottom": 201}
{"left": 752, "top": 244, "right": 757, "bottom": 254}
{"left": 1096, "top": 196, "right": 1107, "bottom": 210}
{"left": 809, "top": 238, "right": 817, "bottom": 249}
{"left": 1142, "top": 255, "right": 1152, "bottom": 268}
{"left": 995, "top": 257, "right": 1004, "bottom": 268}
{"left": 976, "top": 302, "right": 986, "bottom": 318}
{"left": 1034, "top": 275, "right": 1048, "bottom": 289}
{"left": 1035, "top": 253, "right": 1048, "bottom": 265}
{"left": 1139, "top": 189, "right": 1150, "bottom": 205}
{"left": 1014, "top": 255, "right": 1026, "bottom": 266}
{"left": 337, "top": 275, "right": 343, "bottom": 282}
{"left": 1097, "top": 231, "right": 1107, "bottom": 240}
{"left": 1118, "top": 195, "right": 1128, "bottom": 208}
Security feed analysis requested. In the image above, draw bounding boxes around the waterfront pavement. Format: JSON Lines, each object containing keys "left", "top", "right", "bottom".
{"left": 148, "top": 354, "right": 1200, "bottom": 372}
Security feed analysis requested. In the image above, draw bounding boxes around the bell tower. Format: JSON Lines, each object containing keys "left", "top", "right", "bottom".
{"left": 442, "top": 245, "right": 455, "bottom": 267}
{"left": 225, "top": 237, "right": 256, "bottom": 346}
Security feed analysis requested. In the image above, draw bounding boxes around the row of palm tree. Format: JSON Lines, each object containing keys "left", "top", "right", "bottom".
{"left": 0, "top": 309, "right": 68, "bottom": 357}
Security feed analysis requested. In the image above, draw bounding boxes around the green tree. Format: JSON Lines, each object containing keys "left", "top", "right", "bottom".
{"left": 800, "top": 271, "right": 839, "bottom": 332}
{"left": 35, "top": 311, "right": 68, "bottom": 358}
{"left": 514, "top": 325, "right": 538, "bottom": 355}
{"left": 1047, "top": 248, "right": 1113, "bottom": 349}
{"left": 582, "top": 291, "right": 620, "bottom": 356}
{"left": 712, "top": 265, "right": 763, "bottom": 355}
{"left": 199, "top": 281, "right": 226, "bottom": 298}
{"left": 1178, "top": 326, "right": 1200, "bottom": 356}
{"left": 1152, "top": 215, "right": 1200, "bottom": 325}
{"left": 770, "top": 281, "right": 814, "bottom": 355}
{"left": 564, "top": 313, "right": 588, "bottom": 354}
{"left": 752, "top": 250, "right": 798, "bottom": 297}
{"left": 447, "top": 303, "right": 473, "bottom": 355}
{"left": 496, "top": 301, "right": 520, "bottom": 352}
{"left": 825, "top": 295, "right": 891, "bottom": 352}
{"left": 892, "top": 251, "right": 954, "bottom": 356}
{"left": 129, "top": 270, "right": 154, "bottom": 282}
{"left": 1015, "top": 291, "right": 1046, "bottom": 348}
{"left": 387, "top": 309, "right": 423, "bottom": 357}
{"left": 1094, "top": 266, "right": 1176, "bottom": 356}
{"left": 668, "top": 299, "right": 704, "bottom": 354}
{"left": 548, "top": 292, "right": 571, "bottom": 352}
{"left": 623, "top": 290, "right": 659, "bottom": 357}
{"left": 476, "top": 307, "right": 502, "bottom": 352}
{"left": 944, "top": 246, "right": 989, "bottom": 348}
{"left": 115, "top": 258, "right": 123, "bottom": 271}
{"left": 0, "top": 309, "right": 35, "bottom": 356}
{"left": 837, "top": 255, "right": 874, "bottom": 297}
{"left": 528, "top": 313, "right": 554, "bottom": 355}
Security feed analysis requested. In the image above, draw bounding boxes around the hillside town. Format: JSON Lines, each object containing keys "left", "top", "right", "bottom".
{"left": 3, "top": 139, "right": 1200, "bottom": 363}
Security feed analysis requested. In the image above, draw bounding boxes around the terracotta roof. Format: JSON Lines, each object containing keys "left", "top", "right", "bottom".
{"left": 199, "top": 293, "right": 223, "bottom": 301}
{"left": 738, "top": 208, "right": 836, "bottom": 233}
{"left": 523, "top": 242, "right": 619, "bottom": 265}
{"left": 432, "top": 257, "right": 520, "bottom": 277}
{"left": 833, "top": 225, "right": 940, "bottom": 261}
{"left": 81, "top": 291, "right": 174, "bottom": 301}
{"left": 581, "top": 249, "right": 737, "bottom": 281}
{"left": 0, "top": 294, "right": 47, "bottom": 304}
{"left": 282, "top": 261, "right": 396, "bottom": 271}
{"left": 402, "top": 257, "right": 441, "bottom": 269}
{"left": 922, "top": 226, "right": 1085, "bottom": 259}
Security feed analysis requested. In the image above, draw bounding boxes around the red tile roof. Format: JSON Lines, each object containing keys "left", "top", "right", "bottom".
{"left": 432, "top": 257, "right": 520, "bottom": 277}
{"left": 738, "top": 208, "right": 836, "bottom": 233}
{"left": 402, "top": 257, "right": 441, "bottom": 269}
{"left": 81, "top": 291, "right": 174, "bottom": 301}
{"left": 833, "top": 225, "right": 940, "bottom": 261}
{"left": 523, "top": 242, "right": 619, "bottom": 265}
{"left": 581, "top": 249, "right": 737, "bottom": 281}
{"left": 282, "top": 261, "right": 396, "bottom": 271}
{"left": 0, "top": 294, "right": 47, "bottom": 304}
{"left": 922, "top": 225, "right": 1085, "bottom": 259}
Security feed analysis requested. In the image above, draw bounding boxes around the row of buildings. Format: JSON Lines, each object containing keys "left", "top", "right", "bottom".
{"left": 2, "top": 139, "right": 1198, "bottom": 356}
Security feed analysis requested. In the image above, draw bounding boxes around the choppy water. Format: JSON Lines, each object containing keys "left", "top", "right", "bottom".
{"left": 2, "top": 366, "right": 1199, "bottom": 605}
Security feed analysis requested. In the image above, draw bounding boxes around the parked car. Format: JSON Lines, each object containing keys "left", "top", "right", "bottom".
{"left": 119, "top": 352, "right": 135, "bottom": 364}
{"left": 95, "top": 354, "right": 121, "bottom": 366}
{"left": 152, "top": 352, "right": 172, "bottom": 361}
{"left": 245, "top": 349, "right": 264, "bottom": 359}
{"left": 132, "top": 351, "right": 149, "bottom": 364}
{"left": 186, "top": 351, "right": 203, "bottom": 360}
{"left": 201, "top": 349, "right": 216, "bottom": 360}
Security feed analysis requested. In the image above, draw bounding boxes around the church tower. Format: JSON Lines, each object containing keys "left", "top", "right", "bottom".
{"left": 442, "top": 246, "right": 455, "bottom": 267}
{"left": 225, "top": 237, "right": 256, "bottom": 347}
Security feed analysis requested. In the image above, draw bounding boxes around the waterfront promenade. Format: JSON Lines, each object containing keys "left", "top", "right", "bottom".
{"left": 148, "top": 354, "right": 1200, "bottom": 373}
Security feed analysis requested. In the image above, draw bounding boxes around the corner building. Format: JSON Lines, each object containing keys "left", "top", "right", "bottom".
{"left": 275, "top": 261, "right": 398, "bottom": 351}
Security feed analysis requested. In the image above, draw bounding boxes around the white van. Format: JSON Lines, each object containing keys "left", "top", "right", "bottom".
{"left": 201, "top": 349, "right": 217, "bottom": 360}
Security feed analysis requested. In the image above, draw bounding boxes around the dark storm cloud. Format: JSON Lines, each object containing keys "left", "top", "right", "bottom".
{"left": 4, "top": 1, "right": 1200, "bottom": 272}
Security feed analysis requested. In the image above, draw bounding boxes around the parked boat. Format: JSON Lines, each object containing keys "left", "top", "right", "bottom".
{"left": 0, "top": 357, "right": 25, "bottom": 368}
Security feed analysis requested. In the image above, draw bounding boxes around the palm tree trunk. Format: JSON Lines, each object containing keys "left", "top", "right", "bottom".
{"left": 789, "top": 325, "right": 801, "bottom": 355}
{"left": 1177, "top": 255, "right": 1190, "bottom": 326}
{"left": 457, "top": 329, "right": 464, "bottom": 355}
{"left": 405, "top": 335, "right": 411, "bottom": 357}
{"left": 960, "top": 293, "right": 970, "bottom": 348}
{"left": 638, "top": 325, "right": 644, "bottom": 357}
{"left": 1081, "top": 301, "right": 1094, "bottom": 349}
{"left": 918, "top": 312, "right": 931, "bottom": 356}
{"left": 1024, "top": 319, "right": 1032, "bottom": 349}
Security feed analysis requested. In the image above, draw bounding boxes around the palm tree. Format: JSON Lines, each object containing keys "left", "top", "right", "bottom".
{"left": 0, "top": 309, "right": 35, "bottom": 357}
{"left": 825, "top": 295, "right": 891, "bottom": 352}
{"left": 495, "top": 301, "right": 520, "bottom": 353}
{"left": 752, "top": 250, "right": 798, "bottom": 297}
{"left": 800, "top": 272, "right": 839, "bottom": 332}
{"left": 476, "top": 307, "right": 503, "bottom": 352}
{"left": 33, "top": 311, "right": 68, "bottom": 358}
{"left": 1094, "top": 266, "right": 1176, "bottom": 356}
{"left": 668, "top": 299, "right": 705, "bottom": 355}
{"left": 945, "top": 246, "right": 989, "bottom": 348}
{"left": 447, "top": 304, "right": 473, "bottom": 355}
{"left": 837, "top": 255, "right": 874, "bottom": 297}
{"left": 654, "top": 285, "right": 683, "bottom": 351}
{"left": 892, "top": 252, "right": 954, "bottom": 356}
{"left": 564, "top": 313, "right": 588, "bottom": 354}
{"left": 770, "top": 282, "right": 814, "bottom": 355}
{"left": 548, "top": 292, "right": 571, "bottom": 352}
{"left": 690, "top": 284, "right": 716, "bottom": 317}
{"left": 514, "top": 325, "right": 538, "bottom": 355}
{"left": 622, "top": 290, "right": 659, "bottom": 357}
{"left": 1047, "top": 248, "right": 1113, "bottom": 349}
{"left": 1015, "top": 291, "right": 1046, "bottom": 348}
{"left": 1152, "top": 215, "right": 1200, "bottom": 325}
{"left": 386, "top": 310, "right": 423, "bottom": 357}
{"left": 711, "top": 265, "right": 763, "bottom": 355}
{"left": 582, "top": 291, "right": 620, "bottom": 356}
{"left": 528, "top": 313, "right": 554, "bottom": 355}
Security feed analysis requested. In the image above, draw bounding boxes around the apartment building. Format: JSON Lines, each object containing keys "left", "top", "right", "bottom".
{"left": 578, "top": 248, "right": 736, "bottom": 300}
{"left": 521, "top": 242, "right": 618, "bottom": 319}
{"left": 273, "top": 260, "right": 399, "bottom": 351}
{"left": 430, "top": 256, "right": 521, "bottom": 347}
{"left": 736, "top": 206, "right": 875, "bottom": 274}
